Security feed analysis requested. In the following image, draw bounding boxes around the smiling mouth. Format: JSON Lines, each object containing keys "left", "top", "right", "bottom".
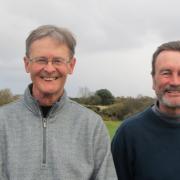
{"left": 40, "top": 77, "right": 58, "bottom": 81}
{"left": 166, "top": 90, "right": 180, "bottom": 93}
{"left": 165, "top": 91, "right": 180, "bottom": 97}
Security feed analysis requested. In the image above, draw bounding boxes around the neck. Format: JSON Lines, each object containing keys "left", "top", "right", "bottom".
{"left": 32, "top": 88, "right": 63, "bottom": 106}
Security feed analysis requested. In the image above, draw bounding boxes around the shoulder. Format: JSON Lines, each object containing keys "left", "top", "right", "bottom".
{"left": 114, "top": 107, "right": 153, "bottom": 138}
{"left": 122, "top": 106, "right": 153, "bottom": 126}
{"left": 0, "top": 98, "right": 22, "bottom": 114}
{"left": 65, "top": 98, "right": 110, "bottom": 141}
{"left": 0, "top": 98, "right": 24, "bottom": 126}
{"left": 64, "top": 98, "right": 106, "bottom": 130}
{"left": 66, "top": 98, "right": 102, "bottom": 120}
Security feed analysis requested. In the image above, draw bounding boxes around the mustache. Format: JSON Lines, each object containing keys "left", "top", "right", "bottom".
{"left": 163, "top": 85, "right": 180, "bottom": 92}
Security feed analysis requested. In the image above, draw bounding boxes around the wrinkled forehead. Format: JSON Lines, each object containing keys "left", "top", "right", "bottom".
{"left": 29, "top": 37, "right": 71, "bottom": 56}
{"left": 155, "top": 50, "right": 180, "bottom": 70}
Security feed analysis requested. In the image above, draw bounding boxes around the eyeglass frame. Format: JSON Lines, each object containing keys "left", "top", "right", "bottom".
{"left": 28, "top": 56, "right": 71, "bottom": 66}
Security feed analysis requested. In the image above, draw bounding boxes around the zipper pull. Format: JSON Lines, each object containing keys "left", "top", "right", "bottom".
{"left": 43, "top": 119, "right": 47, "bottom": 128}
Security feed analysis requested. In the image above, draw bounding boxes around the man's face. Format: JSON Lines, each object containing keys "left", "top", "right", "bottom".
{"left": 24, "top": 37, "right": 76, "bottom": 101}
{"left": 153, "top": 50, "right": 180, "bottom": 112}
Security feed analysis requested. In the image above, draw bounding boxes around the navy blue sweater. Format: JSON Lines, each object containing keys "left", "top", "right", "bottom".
{"left": 112, "top": 106, "right": 180, "bottom": 180}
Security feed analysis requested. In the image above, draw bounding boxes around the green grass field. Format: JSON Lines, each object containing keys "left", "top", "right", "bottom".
{"left": 104, "top": 121, "right": 121, "bottom": 139}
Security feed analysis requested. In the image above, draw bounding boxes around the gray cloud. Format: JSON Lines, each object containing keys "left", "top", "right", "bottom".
{"left": 1, "top": 0, "right": 180, "bottom": 97}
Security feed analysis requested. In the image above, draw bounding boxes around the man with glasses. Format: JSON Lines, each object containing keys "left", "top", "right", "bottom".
{"left": 0, "top": 25, "right": 117, "bottom": 180}
{"left": 112, "top": 41, "right": 180, "bottom": 180}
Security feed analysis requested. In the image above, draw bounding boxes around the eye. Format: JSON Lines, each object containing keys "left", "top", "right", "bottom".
{"left": 35, "top": 57, "right": 47, "bottom": 64}
{"left": 160, "top": 70, "right": 171, "bottom": 76}
{"left": 53, "top": 59, "right": 63, "bottom": 64}
{"left": 53, "top": 57, "right": 66, "bottom": 64}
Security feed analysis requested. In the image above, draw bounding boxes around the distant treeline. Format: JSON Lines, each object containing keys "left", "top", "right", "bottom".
{"left": 72, "top": 88, "right": 155, "bottom": 121}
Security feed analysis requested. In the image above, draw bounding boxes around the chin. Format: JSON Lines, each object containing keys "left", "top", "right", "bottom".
{"left": 161, "top": 97, "right": 180, "bottom": 108}
{"left": 41, "top": 89, "right": 60, "bottom": 95}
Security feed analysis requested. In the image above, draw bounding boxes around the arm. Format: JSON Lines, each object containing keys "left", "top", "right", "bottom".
{"left": 111, "top": 125, "right": 134, "bottom": 180}
{"left": 91, "top": 118, "right": 118, "bottom": 180}
{"left": 0, "top": 125, "right": 8, "bottom": 180}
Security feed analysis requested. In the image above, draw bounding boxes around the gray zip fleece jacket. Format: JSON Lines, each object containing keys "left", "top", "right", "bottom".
{"left": 0, "top": 86, "right": 117, "bottom": 180}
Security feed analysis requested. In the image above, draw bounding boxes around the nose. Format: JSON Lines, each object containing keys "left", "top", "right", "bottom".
{"left": 170, "top": 74, "right": 180, "bottom": 86}
{"left": 43, "top": 61, "right": 56, "bottom": 73}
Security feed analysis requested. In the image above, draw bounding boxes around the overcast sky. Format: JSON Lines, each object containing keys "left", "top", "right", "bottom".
{"left": 1, "top": 0, "right": 180, "bottom": 97}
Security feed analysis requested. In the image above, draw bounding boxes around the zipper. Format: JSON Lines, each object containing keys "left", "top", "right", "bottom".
{"left": 41, "top": 104, "right": 57, "bottom": 166}
{"left": 42, "top": 118, "right": 47, "bottom": 165}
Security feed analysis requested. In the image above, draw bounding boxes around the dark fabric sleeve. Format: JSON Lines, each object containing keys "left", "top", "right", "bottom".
{"left": 111, "top": 125, "right": 134, "bottom": 180}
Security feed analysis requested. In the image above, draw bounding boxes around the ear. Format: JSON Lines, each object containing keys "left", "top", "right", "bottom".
{"left": 24, "top": 56, "right": 30, "bottom": 73}
{"left": 152, "top": 75, "right": 156, "bottom": 90}
{"left": 68, "top": 57, "right": 76, "bottom": 74}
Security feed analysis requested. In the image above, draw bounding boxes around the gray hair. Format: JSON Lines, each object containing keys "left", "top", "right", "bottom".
{"left": 151, "top": 41, "right": 180, "bottom": 76}
{"left": 26, "top": 25, "right": 76, "bottom": 58}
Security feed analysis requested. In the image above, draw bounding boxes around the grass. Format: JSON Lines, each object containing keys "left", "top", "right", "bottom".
{"left": 104, "top": 120, "right": 122, "bottom": 139}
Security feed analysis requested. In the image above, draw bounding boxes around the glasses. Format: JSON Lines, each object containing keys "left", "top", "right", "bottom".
{"left": 29, "top": 56, "right": 71, "bottom": 66}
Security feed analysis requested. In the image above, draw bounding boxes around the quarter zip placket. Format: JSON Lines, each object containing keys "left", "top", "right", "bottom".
{"left": 40, "top": 103, "right": 57, "bottom": 167}
{"left": 42, "top": 118, "right": 47, "bottom": 165}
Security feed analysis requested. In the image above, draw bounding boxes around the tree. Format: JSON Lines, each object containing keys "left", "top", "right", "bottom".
{"left": 87, "top": 94, "right": 102, "bottom": 105}
{"left": 0, "top": 89, "right": 14, "bottom": 106}
{"left": 95, "top": 89, "right": 115, "bottom": 105}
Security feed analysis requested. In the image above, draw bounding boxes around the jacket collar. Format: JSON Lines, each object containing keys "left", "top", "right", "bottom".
{"left": 23, "top": 84, "right": 68, "bottom": 117}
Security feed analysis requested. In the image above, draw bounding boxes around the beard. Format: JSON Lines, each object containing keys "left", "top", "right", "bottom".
{"left": 157, "top": 85, "right": 180, "bottom": 108}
